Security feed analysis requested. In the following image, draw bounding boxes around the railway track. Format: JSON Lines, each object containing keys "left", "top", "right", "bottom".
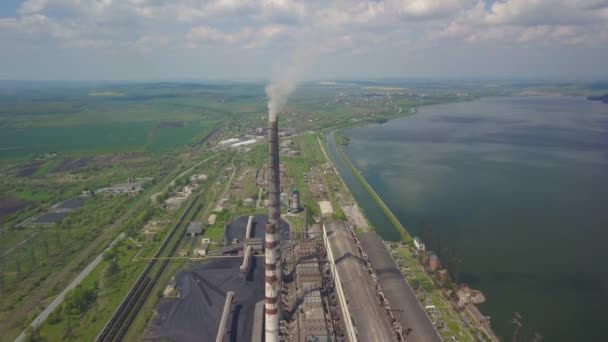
{"left": 96, "top": 195, "right": 203, "bottom": 342}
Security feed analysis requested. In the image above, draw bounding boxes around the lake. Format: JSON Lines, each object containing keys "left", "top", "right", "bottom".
{"left": 337, "top": 96, "right": 608, "bottom": 341}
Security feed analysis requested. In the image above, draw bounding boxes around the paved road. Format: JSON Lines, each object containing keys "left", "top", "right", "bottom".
{"left": 15, "top": 233, "right": 126, "bottom": 342}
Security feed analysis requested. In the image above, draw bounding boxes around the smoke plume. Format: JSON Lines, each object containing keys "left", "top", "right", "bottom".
{"left": 266, "top": 47, "right": 315, "bottom": 122}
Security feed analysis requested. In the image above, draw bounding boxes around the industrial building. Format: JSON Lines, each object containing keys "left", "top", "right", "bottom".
{"left": 279, "top": 240, "right": 342, "bottom": 342}
{"left": 186, "top": 221, "right": 204, "bottom": 236}
{"left": 218, "top": 138, "right": 240, "bottom": 145}
{"left": 207, "top": 213, "right": 217, "bottom": 225}
{"left": 358, "top": 232, "right": 442, "bottom": 342}
{"left": 322, "top": 221, "right": 400, "bottom": 342}
{"left": 95, "top": 182, "right": 143, "bottom": 195}
{"left": 318, "top": 201, "right": 334, "bottom": 217}
{"left": 413, "top": 236, "right": 426, "bottom": 251}
{"left": 289, "top": 188, "right": 301, "bottom": 213}
{"left": 231, "top": 139, "right": 257, "bottom": 148}
{"left": 148, "top": 109, "right": 445, "bottom": 342}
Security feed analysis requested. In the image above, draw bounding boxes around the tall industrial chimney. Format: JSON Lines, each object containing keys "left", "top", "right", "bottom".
{"left": 265, "top": 119, "right": 281, "bottom": 342}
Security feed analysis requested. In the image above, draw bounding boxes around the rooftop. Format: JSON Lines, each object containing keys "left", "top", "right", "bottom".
{"left": 186, "top": 221, "right": 204, "bottom": 234}
{"left": 358, "top": 232, "right": 442, "bottom": 342}
{"left": 324, "top": 221, "right": 396, "bottom": 342}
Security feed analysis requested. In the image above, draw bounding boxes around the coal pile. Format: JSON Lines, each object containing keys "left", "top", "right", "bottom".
{"left": 147, "top": 257, "right": 264, "bottom": 342}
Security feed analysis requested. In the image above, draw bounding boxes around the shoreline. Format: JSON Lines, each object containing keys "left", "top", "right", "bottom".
{"left": 332, "top": 131, "right": 411, "bottom": 242}
{"left": 325, "top": 126, "right": 499, "bottom": 342}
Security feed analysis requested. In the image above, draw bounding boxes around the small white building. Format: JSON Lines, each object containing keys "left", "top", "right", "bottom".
{"left": 231, "top": 139, "right": 257, "bottom": 148}
{"left": 318, "top": 201, "right": 334, "bottom": 217}
{"left": 207, "top": 214, "right": 217, "bottom": 225}
{"left": 218, "top": 138, "right": 240, "bottom": 145}
{"left": 194, "top": 244, "right": 209, "bottom": 257}
{"left": 414, "top": 236, "right": 426, "bottom": 251}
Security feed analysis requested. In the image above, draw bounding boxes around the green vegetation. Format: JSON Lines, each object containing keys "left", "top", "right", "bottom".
{"left": 394, "top": 245, "right": 479, "bottom": 341}
{"left": 37, "top": 239, "right": 144, "bottom": 341}
{"left": 0, "top": 121, "right": 219, "bottom": 158}
{"left": 334, "top": 132, "right": 350, "bottom": 146}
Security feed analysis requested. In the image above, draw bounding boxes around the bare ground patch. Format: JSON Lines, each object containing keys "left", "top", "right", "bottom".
{"left": 93, "top": 152, "right": 147, "bottom": 168}
{"left": 0, "top": 196, "right": 30, "bottom": 221}
{"left": 17, "top": 161, "right": 45, "bottom": 177}
{"left": 51, "top": 157, "right": 93, "bottom": 173}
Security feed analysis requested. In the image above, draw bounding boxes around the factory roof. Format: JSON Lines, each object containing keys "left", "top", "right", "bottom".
{"left": 186, "top": 221, "right": 204, "bottom": 234}
{"left": 230, "top": 139, "right": 257, "bottom": 148}
{"left": 324, "top": 221, "right": 396, "bottom": 342}
{"left": 218, "top": 138, "right": 240, "bottom": 145}
{"left": 358, "top": 232, "right": 442, "bottom": 342}
{"left": 305, "top": 337, "right": 330, "bottom": 342}
{"left": 303, "top": 290, "right": 322, "bottom": 304}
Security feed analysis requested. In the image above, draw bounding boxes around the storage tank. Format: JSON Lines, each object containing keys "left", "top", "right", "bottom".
{"left": 291, "top": 188, "right": 300, "bottom": 212}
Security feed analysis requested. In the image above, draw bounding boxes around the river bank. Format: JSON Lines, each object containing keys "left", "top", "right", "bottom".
{"left": 332, "top": 131, "right": 411, "bottom": 242}
{"left": 336, "top": 96, "right": 608, "bottom": 341}
{"left": 324, "top": 130, "right": 498, "bottom": 341}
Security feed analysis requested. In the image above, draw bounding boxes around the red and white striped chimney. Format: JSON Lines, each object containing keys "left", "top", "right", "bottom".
{"left": 265, "top": 119, "right": 281, "bottom": 342}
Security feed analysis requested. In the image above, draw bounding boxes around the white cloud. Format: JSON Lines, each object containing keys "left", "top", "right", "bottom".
{"left": 19, "top": 0, "right": 48, "bottom": 14}
{"left": 392, "top": 0, "right": 467, "bottom": 19}
{"left": 7, "top": 0, "right": 608, "bottom": 50}
{"left": 187, "top": 26, "right": 254, "bottom": 46}
{"left": 1, "top": 0, "right": 608, "bottom": 79}
{"left": 432, "top": 0, "right": 608, "bottom": 45}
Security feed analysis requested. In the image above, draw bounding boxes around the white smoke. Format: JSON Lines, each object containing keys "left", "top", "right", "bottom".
{"left": 266, "top": 47, "right": 316, "bottom": 122}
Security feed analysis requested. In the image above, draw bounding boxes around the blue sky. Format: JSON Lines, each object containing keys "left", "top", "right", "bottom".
{"left": 1, "top": 0, "right": 607, "bottom": 81}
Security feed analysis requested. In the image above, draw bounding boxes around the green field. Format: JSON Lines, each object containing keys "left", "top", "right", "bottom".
{"left": 0, "top": 121, "right": 219, "bottom": 158}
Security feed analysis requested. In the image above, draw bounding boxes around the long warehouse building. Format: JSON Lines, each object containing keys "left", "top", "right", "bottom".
{"left": 359, "top": 232, "right": 443, "bottom": 342}
{"left": 323, "top": 221, "right": 397, "bottom": 342}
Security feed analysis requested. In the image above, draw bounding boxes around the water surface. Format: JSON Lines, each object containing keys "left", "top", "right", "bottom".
{"left": 341, "top": 96, "right": 608, "bottom": 341}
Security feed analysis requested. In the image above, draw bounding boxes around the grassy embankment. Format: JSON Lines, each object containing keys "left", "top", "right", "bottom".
{"left": 35, "top": 150, "right": 229, "bottom": 341}
{"left": 330, "top": 133, "right": 491, "bottom": 341}
{"left": 394, "top": 245, "right": 479, "bottom": 341}
{"left": 333, "top": 133, "right": 412, "bottom": 243}
{"left": 336, "top": 126, "right": 496, "bottom": 341}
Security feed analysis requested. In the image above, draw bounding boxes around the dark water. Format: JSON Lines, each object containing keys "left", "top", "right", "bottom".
{"left": 338, "top": 97, "right": 608, "bottom": 341}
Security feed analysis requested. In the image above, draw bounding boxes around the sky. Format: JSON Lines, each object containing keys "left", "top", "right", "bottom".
{"left": 0, "top": 0, "right": 607, "bottom": 81}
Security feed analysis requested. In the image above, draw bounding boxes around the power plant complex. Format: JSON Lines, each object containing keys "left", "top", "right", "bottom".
{"left": 143, "top": 111, "right": 448, "bottom": 342}
{"left": 255, "top": 115, "right": 442, "bottom": 341}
